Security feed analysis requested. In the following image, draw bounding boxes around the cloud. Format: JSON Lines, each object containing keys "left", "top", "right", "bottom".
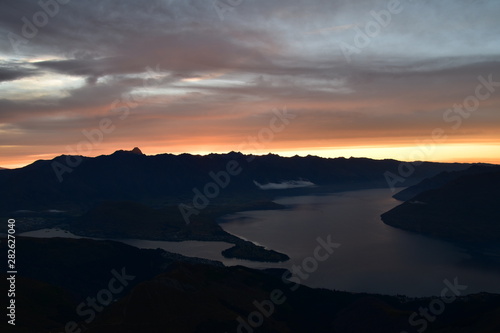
{"left": 0, "top": 0, "right": 499, "bottom": 167}
{"left": 0, "top": 65, "right": 38, "bottom": 82}
{"left": 253, "top": 180, "right": 315, "bottom": 190}
{"left": 305, "top": 24, "right": 357, "bottom": 35}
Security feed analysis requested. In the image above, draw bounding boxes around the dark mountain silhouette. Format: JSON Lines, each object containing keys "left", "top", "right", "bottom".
{"left": 2, "top": 237, "right": 499, "bottom": 333}
{"left": 382, "top": 168, "right": 500, "bottom": 246}
{"left": 0, "top": 147, "right": 469, "bottom": 261}
{"left": 393, "top": 164, "right": 500, "bottom": 201}
{"left": 0, "top": 149, "right": 470, "bottom": 213}
{"left": 0, "top": 150, "right": 474, "bottom": 261}
{"left": 114, "top": 146, "right": 144, "bottom": 155}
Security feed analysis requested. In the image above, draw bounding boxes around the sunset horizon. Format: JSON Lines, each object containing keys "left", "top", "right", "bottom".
{"left": 2, "top": 143, "right": 500, "bottom": 170}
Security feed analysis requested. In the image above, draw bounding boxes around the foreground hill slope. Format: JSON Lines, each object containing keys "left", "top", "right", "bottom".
{"left": 2, "top": 237, "right": 499, "bottom": 333}
{"left": 382, "top": 168, "right": 500, "bottom": 244}
{"left": 393, "top": 164, "right": 500, "bottom": 201}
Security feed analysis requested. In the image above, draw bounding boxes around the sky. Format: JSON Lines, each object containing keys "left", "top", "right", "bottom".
{"left": 1, "top": 0, "right": 500, "bottom": 168}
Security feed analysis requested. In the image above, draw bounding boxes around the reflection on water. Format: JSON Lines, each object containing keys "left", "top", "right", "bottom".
{"left": 219, "top": 188, "right": 500, "bottom": 297}
{"left": 20, "top": 188, "right": 500, "bottom": 296}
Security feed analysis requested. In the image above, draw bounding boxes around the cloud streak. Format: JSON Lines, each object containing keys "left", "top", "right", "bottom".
{"left": 253, "top": 180, "right": 315, "bottom": 190}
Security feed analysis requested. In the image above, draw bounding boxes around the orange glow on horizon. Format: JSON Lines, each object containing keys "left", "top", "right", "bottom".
{"left": 2, "top": 143, "right": 499, "bottom": 169}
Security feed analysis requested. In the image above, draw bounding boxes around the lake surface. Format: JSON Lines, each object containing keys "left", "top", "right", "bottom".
{"left": 219, "top": 188, "right": 500, "bottom": 297}
{"left": 20, "top": 188, "right": 500, "bottom": 297}
{"left": 19, "top": 228, "right": 242, "bottom": 265}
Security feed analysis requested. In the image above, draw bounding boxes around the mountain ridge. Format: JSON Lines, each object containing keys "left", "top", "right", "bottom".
{"left": 0, "top": 150, "right": 472, "bottom": 213}
{"left": 0, "top": 150, "right": 476, "bottom": 262}
{"left": 392, "top": 164, "right": 500, "bottom": 201}
{"left": 382, "top": 167, "right": 500, "bottom": 247}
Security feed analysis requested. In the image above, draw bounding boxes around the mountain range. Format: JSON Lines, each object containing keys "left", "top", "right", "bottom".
{"left": 0, "top": 149, "right": 480, "bottom": 261}
{"left": 0, "top": 148, "right": 470, "bottom": 214}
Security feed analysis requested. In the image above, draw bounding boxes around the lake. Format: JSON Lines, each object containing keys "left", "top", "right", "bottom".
{"left": 20, "top": 188, "right": 500, "bottom": 297}
{"left": 218, "top": 188, "right": 500, "bottom": 297}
